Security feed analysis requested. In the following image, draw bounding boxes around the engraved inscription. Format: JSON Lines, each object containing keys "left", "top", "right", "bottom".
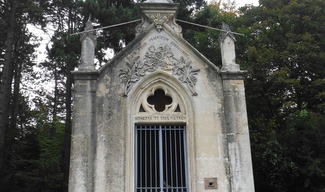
{"left": 148, "top": 36, "right": 170, "bottom": 42}
{"left": 135, "top": 115, "right": 186, "bottom": 121}
{"left": 171, "top": 41, "right": 189, "bottom": 57}
{"left": 138, "top": 42, "right": 148, "bottom": 51}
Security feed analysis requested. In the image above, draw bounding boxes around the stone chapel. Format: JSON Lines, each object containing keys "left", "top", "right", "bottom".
{"left": 69, "top": 0, "right": 255, "bottom": 192}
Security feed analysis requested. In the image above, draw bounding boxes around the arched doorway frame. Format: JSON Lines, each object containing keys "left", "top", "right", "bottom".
{"left": 125, "top": 71, "right": 196, "bottom": 192}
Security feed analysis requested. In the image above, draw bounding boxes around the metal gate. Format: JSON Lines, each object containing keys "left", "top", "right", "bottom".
{"left": 135, "top": 125, "right": 188, "bottom": 192}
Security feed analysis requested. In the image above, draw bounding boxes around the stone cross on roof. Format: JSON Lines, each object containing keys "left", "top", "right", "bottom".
{"left": 144, "top": 0, "right": 173, "bottom": 3}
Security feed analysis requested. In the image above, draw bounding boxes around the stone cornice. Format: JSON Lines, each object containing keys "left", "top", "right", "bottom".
{"left": 219, "top": 70, "right": 248, "bottom": 80}
{"left": 72, "top": 70, "right": 99, "bottom": 80}
{"left": 139, "top": 2, "right": 179, "bottom": 12}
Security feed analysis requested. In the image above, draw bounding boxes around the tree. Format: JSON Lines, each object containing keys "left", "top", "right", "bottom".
{"left": 0, "top": 0, "right": 18, "bottom": 176}
{"left": 177, "top": 0, "right": 325, "bottom": 190}
{"left": 41, "top": 1, "right": 84, "bottom": 191}
{"left": 235, "top": 0, "right": 325, "bottom": 191}
{"left": 0, "top": 1, "right": 46, "bottom": 188}
{"left": 177, "top": 0, "right": 238, "bottom": 66}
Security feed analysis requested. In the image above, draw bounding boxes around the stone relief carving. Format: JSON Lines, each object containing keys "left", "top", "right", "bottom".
{"left": 149, "top": 13, "right": 168, "bottom": 32}
{"left": 135, "top": 20, "right": 146, "bottom": 35}
{"left": 135, "top": 12, "right": 181, "bottom": 35}
{"left": 119, "top": 45, "right": 200, "bottom": 96}
{"left": 136, "top": 2, "right": 182, "bottom": 36}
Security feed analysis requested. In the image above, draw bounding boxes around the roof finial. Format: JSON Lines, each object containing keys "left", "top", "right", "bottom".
{"left": 79, "top": 20, "right": 96, "bottom": 71}
{"left": 219, "top": 22, "right": 240, "bottom": 72}
{"left": 219, "top": 22, "right": 236, "bottom": 42}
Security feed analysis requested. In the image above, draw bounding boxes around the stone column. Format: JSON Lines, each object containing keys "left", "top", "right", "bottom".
{"left": 69, "top": 21, "right": 98, "bottom": 192}
{"left": 219, "top": 23, "right": 255, "bottom": 192}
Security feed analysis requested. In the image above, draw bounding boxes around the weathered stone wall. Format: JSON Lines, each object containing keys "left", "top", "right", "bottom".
{"left": 89, "top": 29, "right": 230, "bottom": 192}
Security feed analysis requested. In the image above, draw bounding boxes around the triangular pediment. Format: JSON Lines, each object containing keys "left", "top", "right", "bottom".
{"left": 99, "top": 20, "right": 219, "bottom": 96}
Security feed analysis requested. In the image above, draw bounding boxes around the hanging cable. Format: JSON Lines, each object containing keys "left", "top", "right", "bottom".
{"left": 71, "top": 18, "right": 244, "bottom": 37}
{"left": 70, "top": 19, "right": 142, "bottom": 36}
{"left": 176, "top": 19, "right": 245, "bottom": 36}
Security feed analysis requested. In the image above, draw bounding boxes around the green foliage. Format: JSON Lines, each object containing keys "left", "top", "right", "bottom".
{"left": 37, "top": 119, "right": 65, "bottom": 191}
{"left": 0, "top": 1, "right": 50, "bottom": 189}
{"left": 250, "top": 110, "right": 325, "bottom": 192}
{"left": 180, "top": 2, "right": 238, "bottom": 66}
{"left": 241, "top": 0, "right": 325, "bottom": 112}
{"left": 281, "top": 111, "right": 325, "bottom": 191}
{"left": 235, "top": 0, "right": 325, "bottom": 191}
{"left": 81, "top": 0, "right": 139, "bottom": 58}
{"left": 174, "top": 0, "right": 206, "bottom": 20}
{"left": 2, "top": 97, "right": 65, "bottom": 192}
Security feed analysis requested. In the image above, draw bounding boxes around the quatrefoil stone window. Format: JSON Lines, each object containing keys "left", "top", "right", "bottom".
{"left": 147, "top": 89, "right": 172, "bottom": 112}
{"left": 138, "top": 85, "right": 183, "bottom": 113}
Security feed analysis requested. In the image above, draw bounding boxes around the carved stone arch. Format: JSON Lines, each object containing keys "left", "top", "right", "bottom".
{"left": 129, "top": 71, "right": 194, "bottom": 115}
{"left": 139, "top": 85, "right": 180, "bottom": 113}
{"left": 125, "top": 71, "right": 196, "bottom": 192}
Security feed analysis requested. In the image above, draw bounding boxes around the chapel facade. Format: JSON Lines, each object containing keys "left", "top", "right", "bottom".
{"left": 69, "top": 1, "right": 255, "bottom": 192}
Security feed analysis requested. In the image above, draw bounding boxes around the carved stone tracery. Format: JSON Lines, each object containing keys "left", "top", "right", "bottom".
{"left": 119, "top": 45, "right": 200, "bottom": 96}
{"left": 149, "top": 13, "right": 168, "bottom": 32}
{"left": 136, "top": 2, "right": 182, "bottom": 36}
{"left": 141, "top": 87, "right": 179, "bottom": 113}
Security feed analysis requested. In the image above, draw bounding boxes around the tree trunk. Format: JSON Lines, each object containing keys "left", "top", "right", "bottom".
{"left": 50, "top": 65, "right": 58, "bottom": 139}
{"left": 62, "top": 66, "right": 72, "bottom": 192}
{"left": 9, "top": 31, "right": 23, "bottom": 141}
{"left": 61, "top": 5, "right": 76, "bottom": 191}
{"left": 0, "top": 1, "right": 17, "bottom": 181}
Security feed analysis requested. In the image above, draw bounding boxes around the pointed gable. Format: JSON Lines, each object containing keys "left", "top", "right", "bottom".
{"left": 98, "top": 1, "right": 219, "bottom": 97}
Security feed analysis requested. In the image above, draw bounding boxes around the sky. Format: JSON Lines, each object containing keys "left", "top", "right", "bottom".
{"left": 207, "top": 0, "right": 259, "bottom": 7}
{"left": 236, "top": 0, "right": 259, "bottom": 7}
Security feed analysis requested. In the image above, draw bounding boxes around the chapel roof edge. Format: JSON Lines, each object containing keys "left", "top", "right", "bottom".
{"left": 97, "top": 23, "right": 220, "bottom": 76}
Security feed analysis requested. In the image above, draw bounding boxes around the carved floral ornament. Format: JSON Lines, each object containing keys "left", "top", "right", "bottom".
{"left": 136, "top": 13, "right": 178, "bottom": 34}
{"left": 119, "top": 45, "right": 200, "bottom": 96}
{"left": 149, "top": 13, "right": 169, "bottom": 32}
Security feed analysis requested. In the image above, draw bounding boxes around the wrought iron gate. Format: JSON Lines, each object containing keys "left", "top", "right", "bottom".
{"left": 135, "top": 125, "right": 188, "bottom": 192}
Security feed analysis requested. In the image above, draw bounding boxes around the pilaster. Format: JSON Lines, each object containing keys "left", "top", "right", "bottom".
{"left": 69, "top": 21, "right": 98, "bottom": 192}
{"left": 220, "top": 23, "right": 255, "bottom": 192}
